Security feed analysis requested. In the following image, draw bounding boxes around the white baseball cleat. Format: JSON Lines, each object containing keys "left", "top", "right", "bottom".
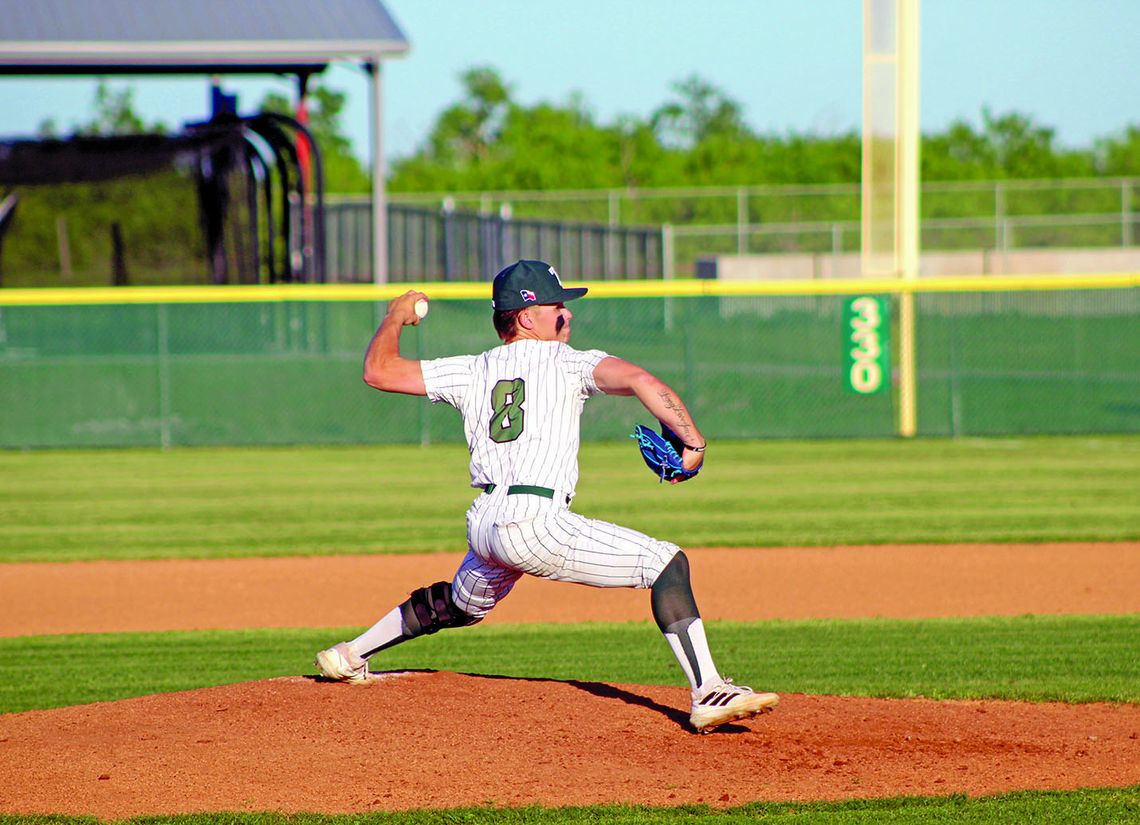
{"left": 314, "top": 642, "right": 370, "bottom": 684}
{"left": 690, "top": 678, "right": 779, "bottom": 733}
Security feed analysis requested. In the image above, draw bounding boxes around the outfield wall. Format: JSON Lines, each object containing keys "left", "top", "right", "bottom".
{"left": 0, "top": 276, "right": 1136, "bottom": 448}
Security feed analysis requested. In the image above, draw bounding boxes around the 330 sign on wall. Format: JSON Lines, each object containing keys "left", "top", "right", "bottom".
{"left": 842, "top": 296, "right": 890, "bottom": 395}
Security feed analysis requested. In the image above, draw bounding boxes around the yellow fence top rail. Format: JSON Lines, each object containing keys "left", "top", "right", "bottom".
{"left": 1, "top": 273, "right": 1136, "bottom": 306}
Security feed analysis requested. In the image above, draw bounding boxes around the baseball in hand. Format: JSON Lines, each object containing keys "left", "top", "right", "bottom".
{"left": 414, "top": 299, "right": 429, "bottom": 319}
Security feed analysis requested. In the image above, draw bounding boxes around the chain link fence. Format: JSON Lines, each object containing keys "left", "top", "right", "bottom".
{"left": 325, "top": 200, "right": 663, "bottom": 282}
{"left": 4, "top": 177, "right": 1133, "bottom": 286}
{"left": 1, "top": 283, "right": 1135, "bottom": 448}
{"left": 371, "top": 177, "right": 1139, "bottom": 278}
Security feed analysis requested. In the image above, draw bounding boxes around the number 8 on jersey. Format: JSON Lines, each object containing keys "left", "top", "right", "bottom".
{"left": 489, "top": 378, "right": 526, "bottom": 443}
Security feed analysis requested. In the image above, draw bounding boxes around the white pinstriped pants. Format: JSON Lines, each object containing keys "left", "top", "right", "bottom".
{"left": 450, "top": 486, "right": 680, "bottom": 620}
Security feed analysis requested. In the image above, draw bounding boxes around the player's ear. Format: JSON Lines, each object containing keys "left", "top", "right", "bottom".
{"left": 518, "top": 309, "right": 535, "bottom": 330}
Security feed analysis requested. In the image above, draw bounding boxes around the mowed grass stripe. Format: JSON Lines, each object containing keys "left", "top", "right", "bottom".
{"left": 1, "top": 615, "right": 1136, "bottom": 714}
{"left": 2, "top": 435, "right": 1138, "bottom": 562}
{"left": 1, "top": 788, "right": 1139, "bottom": 824}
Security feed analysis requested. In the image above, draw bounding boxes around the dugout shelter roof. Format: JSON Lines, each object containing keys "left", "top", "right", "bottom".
{"left": 0, "top": 0, "right": 409, "bottom": 283}
{"left": 0, "top": 0, "right": 409, "bottom": 74}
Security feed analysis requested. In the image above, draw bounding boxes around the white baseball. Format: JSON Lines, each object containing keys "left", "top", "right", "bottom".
{"left": 414, "top": 299, "right": 429, "bottom": 319}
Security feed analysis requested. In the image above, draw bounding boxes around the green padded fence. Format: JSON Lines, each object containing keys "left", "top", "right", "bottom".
{"left": 0, "top": 279, "right": 1136, "bottom": 448}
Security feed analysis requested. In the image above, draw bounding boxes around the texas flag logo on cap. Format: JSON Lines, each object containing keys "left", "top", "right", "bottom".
{"left": 520, "top": 289, "right": 537, "bottom": 302}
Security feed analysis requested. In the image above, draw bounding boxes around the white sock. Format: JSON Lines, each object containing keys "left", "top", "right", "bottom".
{"left": 663, "top": 617, "right": 721, "bottom": 695}
{"left": 348, "top": 606, "right": 407, "bottom": 659}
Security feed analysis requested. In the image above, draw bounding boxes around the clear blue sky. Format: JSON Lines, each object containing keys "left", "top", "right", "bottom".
{"left": 3, "top": 0, "right": 1137, "bottom": 169}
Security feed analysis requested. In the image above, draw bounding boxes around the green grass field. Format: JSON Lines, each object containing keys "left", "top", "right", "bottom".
{"left": 1, "top": 435, "right": 1137, "bottom": 562}
{"left": 1, "top": 790, "right": 1139, "bottom": 825}
{"left": 1, "top": 435, "right": 1137, "bottom": 824}
{"left": 3, "top": 615, "right": 1138, "bottom": 714}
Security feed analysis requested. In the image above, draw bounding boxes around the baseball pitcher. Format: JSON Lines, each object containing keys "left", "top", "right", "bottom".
{"left": 315, "top": 259, "right": 778, "bottom": 733}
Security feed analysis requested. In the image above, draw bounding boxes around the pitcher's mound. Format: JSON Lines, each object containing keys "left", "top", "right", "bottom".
{"left": 2, "top": 671, "right": 1138, "bottom": 819}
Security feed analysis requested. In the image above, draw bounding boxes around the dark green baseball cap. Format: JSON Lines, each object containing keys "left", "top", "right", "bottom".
{"left": 491, "top": 260, "right": 588, "bottom": 311}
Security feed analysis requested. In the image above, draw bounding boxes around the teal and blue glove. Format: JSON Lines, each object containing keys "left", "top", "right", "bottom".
{"left": 631, "top": 422, "right": 703, "bottom": 483}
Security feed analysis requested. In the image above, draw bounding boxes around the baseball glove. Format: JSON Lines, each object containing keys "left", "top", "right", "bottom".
{"left": 631, "top": 422, "right": 703, "bottom": 483}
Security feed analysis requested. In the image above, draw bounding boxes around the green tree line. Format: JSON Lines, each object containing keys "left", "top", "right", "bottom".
{"left": 386, "top": 68, "right": 1139, "bottom": 247}
{"left": 3, "top": 71, "right": 1138, "bottom": 287}
{"left": 389, "top": 67, "right": 1140, "bottom": 193}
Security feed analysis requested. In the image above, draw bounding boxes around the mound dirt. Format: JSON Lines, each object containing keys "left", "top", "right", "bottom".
{"left": 1, "top": 672, "right": 1138, "bottom": 819}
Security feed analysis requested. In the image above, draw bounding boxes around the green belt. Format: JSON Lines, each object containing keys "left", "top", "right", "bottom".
{"left": 482, "top": 483, "right": 555, "bottom": 498}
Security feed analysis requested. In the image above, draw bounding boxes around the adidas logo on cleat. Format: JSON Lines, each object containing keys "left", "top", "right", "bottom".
{"left": 690, "top": 678, "right": 779, "bottom": 733}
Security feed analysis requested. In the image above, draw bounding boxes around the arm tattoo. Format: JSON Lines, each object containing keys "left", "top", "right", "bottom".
{"left": 658, "top": 390, "right": 695, "bottom": 440}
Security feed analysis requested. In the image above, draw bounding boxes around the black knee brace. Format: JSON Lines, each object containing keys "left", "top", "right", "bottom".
{"left": 399, "top": 581, "right": 480, "bottom": 638}
{"left": 651, "top": 551, "right": 700, "bottom": 632}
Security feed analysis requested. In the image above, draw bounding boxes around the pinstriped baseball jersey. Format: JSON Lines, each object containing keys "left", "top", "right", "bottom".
{"left": 421, "top": 339, "right": 608, "bottom": 497}
{"left": 420, "top": 338, "right": 680, "bottom": 619}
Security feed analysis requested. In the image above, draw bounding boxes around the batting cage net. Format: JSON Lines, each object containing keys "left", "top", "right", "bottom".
{"left": 0, "top": 277, "right": 1136, "bottom": 448}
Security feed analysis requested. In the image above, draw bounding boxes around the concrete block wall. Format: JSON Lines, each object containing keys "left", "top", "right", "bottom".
{"left": 696, "top": 248, "right": 1140, "bottom": 280}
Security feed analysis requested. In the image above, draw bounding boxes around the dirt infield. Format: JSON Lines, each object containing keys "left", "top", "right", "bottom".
{"left": 1, "top": 542, "right": 1138, "bottom": 818}
{"left": 3, "top": 543, "right": 1138, "bottom": 636}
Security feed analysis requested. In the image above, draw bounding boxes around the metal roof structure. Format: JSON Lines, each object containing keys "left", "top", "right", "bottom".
{"left": 0, "top": 0, "right": 408, "bottom": 73}
{"left": 0, "top": 0, "right": 410, "bottom": 281}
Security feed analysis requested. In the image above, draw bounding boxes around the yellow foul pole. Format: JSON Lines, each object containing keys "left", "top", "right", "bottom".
{"left": 862, "top": 0, "right": 920, "bottom": 437}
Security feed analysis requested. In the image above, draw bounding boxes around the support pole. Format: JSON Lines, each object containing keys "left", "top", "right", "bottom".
{"left": 1123, "top": 179, "right": 1133, "bottom": 248}
{"left": 662, "top": 223, "right": 674, "bottom": 332}
{"left": 736, "top": 187, "right": 748, "bottom": 254}
{"left": 368, "top": 60, "right": 389, "bottom": 283}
